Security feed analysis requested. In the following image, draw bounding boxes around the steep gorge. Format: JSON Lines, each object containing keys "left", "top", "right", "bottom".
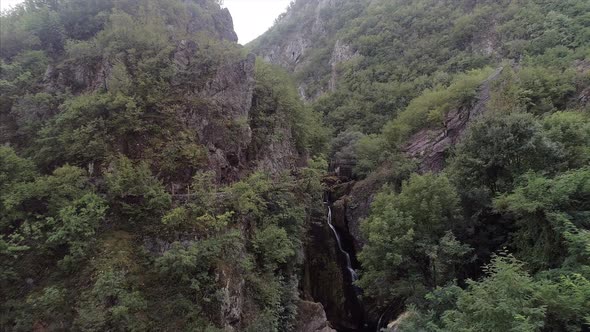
{"left": 251, "top": 0, "right": 590, "bottom": 330}
{"left": 1, "top": 0, "right": 589, "bottom": 331}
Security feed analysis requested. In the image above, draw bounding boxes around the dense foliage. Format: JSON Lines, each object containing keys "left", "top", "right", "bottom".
{"left": 359, "top": 112, "right": 590, "bottom": 331}
{"left": 2, "top": 0, "right": 590, "bottom": 330}
{"left": 0, "top": 0, "right": 327, "bottom": 331}
{"left": 254, "top": 0, "right": 589, "bottom": 330}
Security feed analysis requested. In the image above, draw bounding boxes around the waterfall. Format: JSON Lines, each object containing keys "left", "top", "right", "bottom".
{"left": 326, "top": 205, "right": 358, "bottom": 282}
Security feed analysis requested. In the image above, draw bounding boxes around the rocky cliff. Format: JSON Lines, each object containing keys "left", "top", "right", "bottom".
{"left": 403, "top": 67, "right": 504, "bottom": 172}
{"left": 251, "top": 0, "right": 361, "bottom": 100}
{"left": 0, "top": 1, "right": 330, "bottom": 330}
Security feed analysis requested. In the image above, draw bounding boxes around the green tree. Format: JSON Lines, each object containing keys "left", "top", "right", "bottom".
{"left": 495, "top": 168, "right": 590, "bottom": 271}
{"left": 440, "top": 254, "right": 546, "bottom": 332}
{"left": 542, "top": 111, "right": 590, "bottom": 170}
{"left": 537, "top": 273, "right": 590, "bottom": 331}
{"left": 252, "top": 225, "right": 295, "bottom": 271}
{"left": 75, "top": 270, "right": 148, "bottom": 332}
{"left": 358, "top": 173, "right": 470, "bottom": 302}
{"left": 450, "top": 112, "right": 559, "bottom": 195}
{"left": 13, "top": 286, "right": 68, "bottom": 331}
{"left": 46, "top": 193, "right": 107, "bottom": 265}
{"left": 105, "top": 155, "right": 171, "bottom": 225}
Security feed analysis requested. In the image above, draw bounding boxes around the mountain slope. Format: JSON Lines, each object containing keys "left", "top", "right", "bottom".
{"left": 0, "top": 1, "right": 330, "bottom": 331}
{"left": 1, "top": 0, "right": 589, "bottom": 331}
{"left": 253, "top": 0, "right": 590, "bottom": 330}
{"left": 252, "top": 0, "right": 589, "bottom": 132}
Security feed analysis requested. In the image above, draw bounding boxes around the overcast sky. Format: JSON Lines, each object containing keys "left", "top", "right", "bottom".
{"left": 0, "top": 0, "right": 290, "bottom": 44}
{"left": 225, "top": 0, "right": 291, "bottom": 44}
{"left": 0, "top": 0, "right": 22, "bottom": 11}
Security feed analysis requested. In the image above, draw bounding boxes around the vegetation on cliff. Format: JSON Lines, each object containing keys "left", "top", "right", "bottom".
{"left": 1, "top": 0, "right": 590, "bottom": 331}
{"left": 253, "top": 0, "right": 589, "bottom": 330}
{"left": 1, "top": 0, "right": 327, "bottom": 330}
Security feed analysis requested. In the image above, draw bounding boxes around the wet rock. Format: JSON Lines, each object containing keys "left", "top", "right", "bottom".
{"left": 331, "top": 199, "right": 347, "bottom": 230}
{"left": 302, "top": 213, "right": 364, "bottom": 331}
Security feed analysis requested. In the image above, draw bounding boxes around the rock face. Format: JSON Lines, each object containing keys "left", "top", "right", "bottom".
{"left": 40, "top": 13, "right": 257, "bottom": 183}
{"left": 259, "top": 0, "right": 338, "bottom": 70}
{"left": 44, "top": 58, "right": 112, "bottom": 94}
{"left": 329, "top": 39, "right": 358, "bottom": 92}
{"left": 218, "top": 264, "right": 246, "bottom": 330}
{"left": 252, "top": 123, "right": 302, "bottom": 174}
{"left": 335, "top": 68, "right": 505, "bottom": 255}
{"left": 252, "top": 0, "right": 358, "bottom": 100}
{"left": 404, "top": 67, "right": 504, "bottom": 172}
{"left": 187, "top": 0, "right": 239, "bottom": 42}
{"left": 575, "top": 60, "right": 590, "bottom": 106}
{"left": 294, "top": 301, "right": 337, "bottom": 332}
{"left": 344, "top": 170, "right": 387, "bottom": 251}
{"left": 188, "top": 53, "right": 257, "bottom": 183}
{"left": 212, "top": 8, "right": 239, "bottom": 43}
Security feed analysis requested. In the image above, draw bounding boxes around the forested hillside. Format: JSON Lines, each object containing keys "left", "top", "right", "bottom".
{"left": 252, "top": 0, "right": 590, "bottom": 331}
{"left": 1, "top": 0, "right": 329, "bottom": 331}
{"left": 1, "top": 0, "right": 589, "bottom": 331}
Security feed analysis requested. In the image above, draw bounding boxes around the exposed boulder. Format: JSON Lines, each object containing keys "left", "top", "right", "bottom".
{"left": 386, "top": 311, "right": 413, "bottom": 332}
{"left": 294, "top": 301, "right": 337, "bottom": 332}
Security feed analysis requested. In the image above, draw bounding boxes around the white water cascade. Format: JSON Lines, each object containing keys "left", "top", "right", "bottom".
{"left": 326, "top": 205, "right": 358, "bottom": 282}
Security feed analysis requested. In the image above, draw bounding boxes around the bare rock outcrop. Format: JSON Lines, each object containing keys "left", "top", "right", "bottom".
{"left": 386, "top": 312, "right": 413, "bottom": 332}
{"left": 212, "top": 8, "right": 239, "bottom": 43}
{"left": 177, "top": 53, "right": 256, "bottom": 183}
{"left": 575, "top": 59, "right": 590, "bottom": 107}
{"left": 329, "top": 40, "right": 359, "bottom": 92}
{"left": 218, "top": 264, "right": 246, "bottom": 331}
{"left": 254, "top": 0, "right": 348, "bottom": 100}
{"left": 404, "top": 67, "right": 504, "bottom": 173}
{"left": 252, "top": 124, "right": 301, "bottom": 174}
{"left": 344, "top": 169, "right": 387, "bottom": 251}
{"left": 294, "top": 301, "right": 337, "bottom": 332}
